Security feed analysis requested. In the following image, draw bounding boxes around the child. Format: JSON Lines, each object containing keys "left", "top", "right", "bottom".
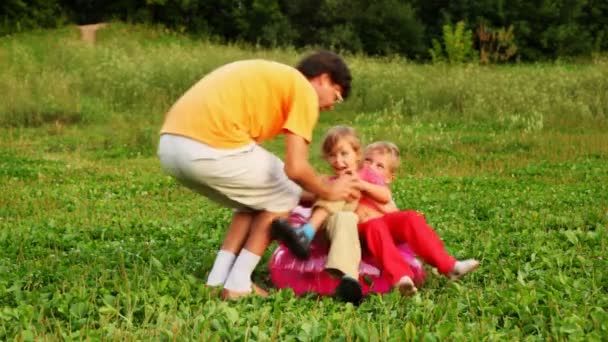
{"left": 272, "top": 126, "right": 390, "bottom": 304}
{"left": 355, "top": 141, "right": 479, "bottom": 296}
{"left": 274, "top": 136, "right": 479, "bottom": 297}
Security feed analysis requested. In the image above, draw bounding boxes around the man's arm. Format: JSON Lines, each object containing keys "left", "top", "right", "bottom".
{"left": 284, "top": 131, "right": 358, "bottom": 201}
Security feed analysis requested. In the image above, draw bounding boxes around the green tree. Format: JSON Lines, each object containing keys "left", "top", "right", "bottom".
{"left": 232, "top": 0, "right": 294, "bottom": 46}
{"left": 411, "top": 0, "right": 603, "bottom": 60}
{"left": 354, "top": 0, "right": 425, "bottom": 57}
{"left": 281, "top": 0, "right": 425, "bottom": 58}
{"left": 0, "top": 0, "right": 67, "bottom": 35}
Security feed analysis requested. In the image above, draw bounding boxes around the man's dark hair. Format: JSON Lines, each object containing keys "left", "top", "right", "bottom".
{"left": 296, "top": 50, "right": 352, "bottom": 99}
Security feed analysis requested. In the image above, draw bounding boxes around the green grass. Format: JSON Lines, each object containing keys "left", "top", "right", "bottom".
{"left": 0, "top": 23, "right": 607, "bottom": 340}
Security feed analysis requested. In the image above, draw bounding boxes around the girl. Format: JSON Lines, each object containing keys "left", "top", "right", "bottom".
{"left": 356, "top": 141, "right": 479, "bottom": 296}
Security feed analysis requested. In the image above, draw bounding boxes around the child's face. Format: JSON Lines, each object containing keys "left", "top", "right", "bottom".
{"left": 325, "top": 138, "right": 360, "bottom": 176}
{"left": 363, "top": 150, "right": 395, "bottom": 183}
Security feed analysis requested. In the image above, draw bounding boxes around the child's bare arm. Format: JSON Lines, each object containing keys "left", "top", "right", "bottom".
{"left": 358, "top": 180, "right": 391, "bottom": 204}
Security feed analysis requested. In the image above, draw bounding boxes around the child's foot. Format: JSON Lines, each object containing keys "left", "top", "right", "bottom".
{"left": 396, "top": 276, "right": 418, "bottom": 297}
{"left": 334, "top": 275, "right": 363, "bottom": 305}
{"left": 270, "top": 219, "right": 312, "bottom": 259}
{"left": 448, "top": 259, "right": 480, "bottom": 280}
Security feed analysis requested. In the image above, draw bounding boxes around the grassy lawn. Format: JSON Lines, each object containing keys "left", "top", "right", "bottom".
{"left": 1, "top": 23, "right": 607, "bottom": 340}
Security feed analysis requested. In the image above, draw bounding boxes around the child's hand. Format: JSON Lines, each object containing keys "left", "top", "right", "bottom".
{"left": 338, "top": 172, "right": 362, "bottom": 201}
{"left": 342, "top": 172, "right": 369, "bottom": 193}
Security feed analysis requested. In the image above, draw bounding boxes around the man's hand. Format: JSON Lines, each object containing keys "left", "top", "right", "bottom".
{"left": 323, "top": 174, "right": 361, "bottom": 201}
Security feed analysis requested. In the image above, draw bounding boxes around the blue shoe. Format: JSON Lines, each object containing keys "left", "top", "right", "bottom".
{"left": 271, "top": 218, "right": 311, "bottom": 259}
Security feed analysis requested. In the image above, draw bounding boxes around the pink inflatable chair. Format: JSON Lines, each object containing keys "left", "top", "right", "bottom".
{"left": 269, "top": 233, "right": 426, "bottom": 297}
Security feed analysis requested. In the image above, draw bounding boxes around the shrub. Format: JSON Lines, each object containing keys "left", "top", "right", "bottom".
{"left": 0, "top": 0, "right": 67, "bottom": 36}
{"left": 429, "top": 21, "right": 476, "bottom": 64}
{"left": 476, "top": 24, "right": 518, "bottom": 64}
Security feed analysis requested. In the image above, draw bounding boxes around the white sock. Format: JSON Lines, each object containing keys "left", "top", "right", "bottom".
{"left": 206, "top": 250, "right": 236, "bottom": 286}
{"left": 223, "top": 249, "right": 261, "bottom": 292}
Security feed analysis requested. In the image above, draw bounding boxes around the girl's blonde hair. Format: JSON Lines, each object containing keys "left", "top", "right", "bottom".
{"left": 321, "top": 125, "right": 361, "bottom": 158}
{"left": 364, "top": 141, "right": 400, "bottom": 171}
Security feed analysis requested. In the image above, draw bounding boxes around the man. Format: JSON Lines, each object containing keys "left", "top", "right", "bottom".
{"left": 158, "top": 51, "right": 359, "bottom": 299}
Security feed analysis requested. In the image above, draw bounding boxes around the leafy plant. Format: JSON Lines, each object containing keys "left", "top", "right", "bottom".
{"left": 477, "top": 24, "right": 518, "bottom": 64}
{"left": 429, "top": 21, "right": 476, "bottom": 64}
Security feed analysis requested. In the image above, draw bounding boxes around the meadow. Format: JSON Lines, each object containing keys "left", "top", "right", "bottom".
{"left": 0, "top": 23, "right": 607, "bottom": 340}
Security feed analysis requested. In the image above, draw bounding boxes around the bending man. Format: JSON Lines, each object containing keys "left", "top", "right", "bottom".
{"left": 158, "top": 51, "right": 358, "bottom": 299}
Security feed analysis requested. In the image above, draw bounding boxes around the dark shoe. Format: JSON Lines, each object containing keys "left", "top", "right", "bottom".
{"left": 270, "top": 218, "right": 311, "bottom": 259}
{"left": 335, "top": 276, "right": 363, "bottom": 305}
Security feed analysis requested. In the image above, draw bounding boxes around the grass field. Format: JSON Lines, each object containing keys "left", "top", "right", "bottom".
{"left": 1, "top": 23, "right": 607, "bottom": 340}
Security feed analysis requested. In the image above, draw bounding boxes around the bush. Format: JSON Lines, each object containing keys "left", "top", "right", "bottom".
{"left": 0, "top": 0, "right": 67, "bottom": 36}
{"left": 476, "top": 24, "right": 518, "bottom": 64}
{"left": 429, "top": 21, "right": 476, "bottom": 64}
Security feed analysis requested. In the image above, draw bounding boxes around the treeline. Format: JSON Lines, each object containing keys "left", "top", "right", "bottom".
{"left": 2, "top": 0, "right": 607, "bottom": 61}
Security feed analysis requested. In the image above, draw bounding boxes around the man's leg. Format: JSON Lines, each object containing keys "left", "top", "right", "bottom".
{"left": 242, "top": 211, "right": 284, "bottom": 255}
{"left": 206, "top": 211, "right": 253, "bottom": 286}
{"left": 207, "top": 144, "right": 299, "bottom": 298}
{"left": 160, "top": 137, "right": 299, "bottom": 297}
{"left": 223, "top": 210, "right": 285, "bottom": 297}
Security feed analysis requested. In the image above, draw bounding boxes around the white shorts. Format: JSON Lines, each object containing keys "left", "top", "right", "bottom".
{"left": 158, "top": 134, "right": 301, "bottom": 213}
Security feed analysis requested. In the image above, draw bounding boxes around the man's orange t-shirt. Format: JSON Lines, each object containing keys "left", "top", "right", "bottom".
{"left": 160, "top": 60, "right": 319, "bottom": 149}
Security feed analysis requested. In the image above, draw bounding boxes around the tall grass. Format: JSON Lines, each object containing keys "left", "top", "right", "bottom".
{"left": 2, "top": 22, "right": 606, "bottom": 173}
{"left": 1, "top": 23, "right": 607, "bottom": 129}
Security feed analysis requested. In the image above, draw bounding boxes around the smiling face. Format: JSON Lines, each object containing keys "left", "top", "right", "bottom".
{"left": 363, "top": 149, "right": 397, "bottom": 184}
{"left": 325, "top": 137, "right": 361, "bottom": 176}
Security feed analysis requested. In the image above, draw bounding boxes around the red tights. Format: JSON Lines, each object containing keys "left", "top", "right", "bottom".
{"left": 358, "top": 210, "right": 456, "bottom": 284}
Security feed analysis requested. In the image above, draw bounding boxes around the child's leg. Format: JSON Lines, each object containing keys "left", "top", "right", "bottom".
{"left": 271, "top": 200, "right": 349, "bottom": 259}
{"left": 308, "top": 206, "right": 331, "bottom": 231}
{"left": 324, "top": 211, "right": 363, "bottom": 304}
{"left": 382, "top": 210, "right": 457, "bottom": 274}
{"left": 308, "top": 199, "right": 350, "bottom": 227}
{"left": 359, "top": 217, "right": 415, "bottom": 284}
{"left": 325, "top": 212, "right": 361, "bottom": 279}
